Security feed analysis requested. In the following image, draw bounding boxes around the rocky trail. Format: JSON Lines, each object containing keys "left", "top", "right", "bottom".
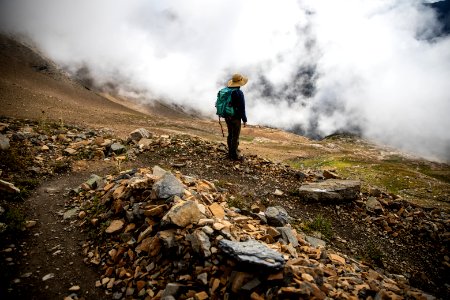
{"left": 0, "top": 117, "right": 449, "bottom": 299}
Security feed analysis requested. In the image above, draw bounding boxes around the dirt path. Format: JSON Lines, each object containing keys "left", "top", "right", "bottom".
{"left": 2, "top": 172, "right": 106, "bottom": 300}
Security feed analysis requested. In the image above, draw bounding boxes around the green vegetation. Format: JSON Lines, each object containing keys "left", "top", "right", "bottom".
{"left": 363, "top": 242, "right": 384, "bottom": 267}
{"left": 226, "top": 195, "right": 246, "bottom": 209}
{"left": 4, "top": 207, "right": 26, "bottom": 233}
{"left": 287, "top": 151, "right": 450, "bottom": 207}
{"left": 303, "top": 214, "right": 334, "bottom": 240}
{"left": 13, "top": 178, "right": 40, "bottom": 199}
{"left": 51, "top": 160, "right": 72, "bottom": 174}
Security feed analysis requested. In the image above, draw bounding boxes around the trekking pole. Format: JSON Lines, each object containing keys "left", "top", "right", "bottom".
{"left": 218, "top": 116, "right": 225, "bottom": 137}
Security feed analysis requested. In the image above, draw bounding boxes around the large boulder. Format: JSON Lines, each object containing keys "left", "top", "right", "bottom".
{"left": 218, "top": 239, "right": 285, "bottom": 271}
{"left": 297, "top": 179, "right": 360, "bottom": 203}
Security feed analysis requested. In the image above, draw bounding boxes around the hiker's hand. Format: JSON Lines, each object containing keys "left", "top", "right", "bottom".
{"left": 243, "top": 122, "right": 247, "bottom": 127}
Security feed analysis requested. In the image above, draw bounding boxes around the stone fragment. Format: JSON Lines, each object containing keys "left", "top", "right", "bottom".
{"left": 105, "top": 220, "right": 124, "bottom": 234}
{"left": 153, "top": 173, "right": 185, "bottom": 200}
{"left": 212, "top": 222, "right": 225, "bottom": 231}
{"left": 266, "top": 227, "right": 281, "bottom": 238}
{"left": 198, "top": 218, "right": 214, "bottom": 226}
{"left": 137, "top": 138, "right": 152, "bottom": 148}
{"left": 25, "top": 220, "right": 37, "bottom": 228}
{"left": 162, "top": 200, "right": 204, "bottom": 227}
{"left": 158, "top": 230, "right": 177, "bottom": 248}
{"left": 274, "top": 189, "right": 284, "bottom": 196}
{"left": 277, "top": 227, "right": 299, "bottom": 247}
{"left": 0, "top": 179, "right": 20, "bottom": 193}
{"left": 162, "top": 283, "right": 183, "bottom": 298}
{"left": 136, "top": 236, "right": 161, "bottom": 256}
{"left": 144, "top": 205, "right": 167, "bottom": 217}
{"left": 366, "top": 197, "right": 384, "bottom": 213}
{"left": 42, "top": 273, "right": 55, "bottom": 281}
{"left": 110, "top": 142, "right": 126, "bottom": 154}
{"left": 68, "top": 285, "right": 80, "bottom": 291}
{"left": 265, "top": 206, "right": 289, "bottom": 227}
{"left": 219, "top": 239, "right": 285, "bottom": 271}
{"left": 152, "top": 165, "right": 168, "bottom": 177}
{"left": 64, "top": 148, "right": 77, "bottom": 155}
{"left": 297, "top": 180, "right": 360, "bottom": 202}
{"left": 195, "top": 291, "right": 209, "bottom": 300}
{"left": 197, "top": 272, "right": 208, "bottom": 285}
{"left": 202, "top": 226, "right": 214, "bottom": 235}
{"left": 241, "top": 277, "right": 261, "bottom": 292}
{"left": 323, "top": 170, "right": 339, "bottom": 179}
{"left": 329, "top": 253, "right": 346, "bottom": 265}
{"left": 129, "top": 128, "right": 152, "bottom": 141}
{"left": 188, "top": 229, "right": 211, "bottom": 257}
{"left": 231, "top": 272, "right": 253, "bottom": 293}
{"left": 209, "top": 203, "right": 225, "bottom": 219}
{"left": 84, "top": 174, "right": 103, "bottom": 190}
{"left": 0, "top": 133, "right": 10, "bottom": 150}
{"left": 305, "top": 236, "right": 326, "bottom": 248}
{"left": 63, "top": 208, "right": 79, "bottom": 220}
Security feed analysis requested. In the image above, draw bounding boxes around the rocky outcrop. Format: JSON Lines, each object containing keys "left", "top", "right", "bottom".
{"left": 67, "top": 166, "right": 434, "bottom": 300}
{"left": 297, "top": 179, "right": 361, "bottom": 202}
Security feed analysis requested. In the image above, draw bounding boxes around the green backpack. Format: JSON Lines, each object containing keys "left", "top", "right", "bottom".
{"left": 215, "top": 87, "right": 236, "bottom": 118}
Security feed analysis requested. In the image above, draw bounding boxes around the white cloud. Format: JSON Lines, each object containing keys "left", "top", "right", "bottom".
{"left": 1, "top": 0, "right": 449, "bottom": 161}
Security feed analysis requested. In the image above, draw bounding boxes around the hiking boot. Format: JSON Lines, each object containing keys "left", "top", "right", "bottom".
{"left": 229, "top": 154, "right": 244, "bottom": 161}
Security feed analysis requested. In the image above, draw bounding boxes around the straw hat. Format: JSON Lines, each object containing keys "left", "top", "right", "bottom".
{"left": 227, "top": 73, "right": 248, "bottom": 87}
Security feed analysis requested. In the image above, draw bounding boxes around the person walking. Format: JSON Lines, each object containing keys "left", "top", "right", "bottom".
{"left": 225, "top": 73, "right": 248, "bottom": 160}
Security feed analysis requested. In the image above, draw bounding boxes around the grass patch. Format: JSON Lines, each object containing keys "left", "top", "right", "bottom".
{"left": 240, "top": 135, "right": 254, "bottom": 142}
{"left": 287, "top": 154, "right": 450, "bottom": 206}
{"left": 288, "top": 156, "right": 354, "bottom": 170}
{"left": 3, "top": 207, "right": 26, "bottom": 233}
{"left": 227, "top": 195, "right": 246, "bottom": 210}
{"left": 362, "top": 242, "right": 384, "bottom": 267}
{"left": 51, "top": 160, "right": 72, "bottom": 174}
{"left": 303, "top": 214, "right": 334, "bottom": 240}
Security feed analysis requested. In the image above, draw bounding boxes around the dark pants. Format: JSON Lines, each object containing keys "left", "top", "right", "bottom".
{"left": 225, "top": 117, "right": 241, "bottom": 159}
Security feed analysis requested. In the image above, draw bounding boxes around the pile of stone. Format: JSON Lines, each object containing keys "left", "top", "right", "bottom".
{"left": 67, "top": 165, "right": 434, "bottom": 300}
{"left": 0, "top": 117, "right": 133, "bottom": 175}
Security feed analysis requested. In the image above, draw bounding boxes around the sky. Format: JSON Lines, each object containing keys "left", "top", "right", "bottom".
{"left": 0, "top": 0, "right": 449, "bottom": 162}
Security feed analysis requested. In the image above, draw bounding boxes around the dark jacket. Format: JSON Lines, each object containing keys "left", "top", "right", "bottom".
{"left": 230, "top": 87, "right": 247, "bottom": 123}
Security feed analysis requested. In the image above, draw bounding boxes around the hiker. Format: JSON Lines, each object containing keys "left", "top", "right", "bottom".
{"left": 223, "top": 73, "right": 248, "bottom": 160}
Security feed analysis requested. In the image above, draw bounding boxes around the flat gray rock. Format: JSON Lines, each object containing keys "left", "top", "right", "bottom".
{"left": 129, "top": 128, "right": 152, "bottom": 141}
{"left": 218, "top": 239, "right": 285, "bottom": 271}
{"left": 153, "top": 173, "right": 185, "bottom": 200}
{"left": 265, "top": 206, "right": 289, "bottom": 227}
{"left": 297, "top": 179, "right": 360, "bottom": 202}
{"left": 110, "top": 142, "right": 126, "bottom": 154}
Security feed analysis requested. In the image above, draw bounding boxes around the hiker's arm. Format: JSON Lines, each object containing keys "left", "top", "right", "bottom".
{"left": 238, "top": 90, "right": 247, "bottom": 124}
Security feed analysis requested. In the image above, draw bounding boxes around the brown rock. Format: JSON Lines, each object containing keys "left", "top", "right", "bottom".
{"left": 144, "top": 205, "right": 167, "bottom": 217}
{"left": 136, "top": 280, "right": 146, "bottom": 291}
{"left": 211, "top": 278, "right": 220, "bottom": 293}
{"left": 209, "top": 203, "right": 225, "bottom": 219}
{"left": 328, "top": 253, "right": 346, "bottom": 265}
{"left": 105, "top": 220, "right": 124, "bottom": 234}
{"left": 136, "top": 236, "right": 161, "bottom": 256}
{"left": 113, "top": 185, "right": 127, "bottom": 200}
{"left": 231, "top": 272, "right": 253, "bottom": 293}
{"left": 162, "top": 200, "right": 205, "bottom": 227}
